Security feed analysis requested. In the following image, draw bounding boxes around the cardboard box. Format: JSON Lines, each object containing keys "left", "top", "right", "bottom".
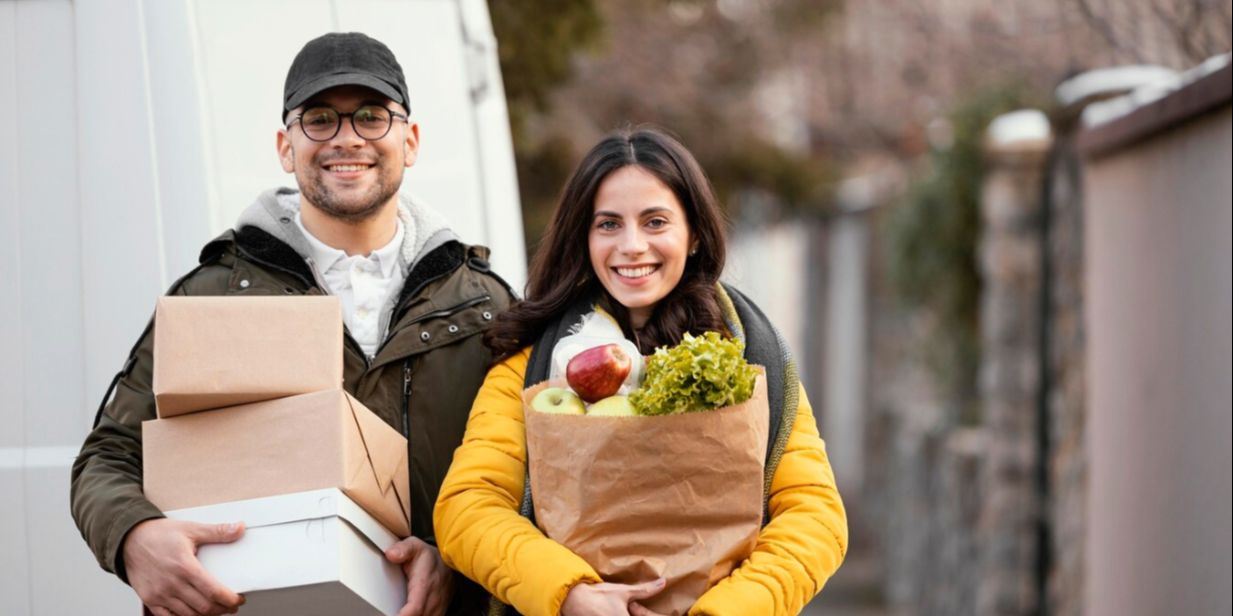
{"left": 153, "top": 296, "right": 344, "bottom": 417}
{"left": 144, "top": 389, "right": 410, "bottom": 537}
{"left": 165, "top": 488, "right": 407, "bottom": 616}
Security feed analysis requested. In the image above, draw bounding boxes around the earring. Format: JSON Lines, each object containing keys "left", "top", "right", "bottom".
{"left": 689, "top": 247, "right": 698, "bottom": 257}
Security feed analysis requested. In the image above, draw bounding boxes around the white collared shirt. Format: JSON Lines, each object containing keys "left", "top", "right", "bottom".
{"left": 295, "top": 212, "right": 406, "bottom": 359}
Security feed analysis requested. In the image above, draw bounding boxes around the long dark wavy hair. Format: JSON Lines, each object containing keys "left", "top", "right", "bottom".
{"left": 485, "top": 127, "right": 729, "bottom": 357}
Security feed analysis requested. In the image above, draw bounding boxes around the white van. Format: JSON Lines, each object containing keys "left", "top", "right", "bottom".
{"left": 0, "top": 1, "right": 524, "bottom": 613}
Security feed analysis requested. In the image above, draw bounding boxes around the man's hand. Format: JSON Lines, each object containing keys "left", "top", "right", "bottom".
{"left": 561, "top": 578, "right": 666, "bottom": 616}
{"left": 384, "top": 536, "right": 455, "bottom": 616}
{"left": 123, "top": 518, "right": 246, "bottom": 616}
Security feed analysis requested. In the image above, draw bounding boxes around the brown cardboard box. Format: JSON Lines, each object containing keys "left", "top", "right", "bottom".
{"left": 152, "top": 296, "right": 344, "bottom": 418}
{"left": 144, "top": 389, "right": 411, "bottom": 537}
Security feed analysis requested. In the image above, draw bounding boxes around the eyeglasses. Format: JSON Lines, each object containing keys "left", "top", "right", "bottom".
{"left": 288, "top": 105, "right": 408, "bottom": 142}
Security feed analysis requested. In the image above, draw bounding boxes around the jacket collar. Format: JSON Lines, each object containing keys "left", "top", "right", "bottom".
{"left": 234, "top": 187, "right": 459, "bottom": 274}
{"left": 199, "top": 225, "right": 469, "bottom": 305}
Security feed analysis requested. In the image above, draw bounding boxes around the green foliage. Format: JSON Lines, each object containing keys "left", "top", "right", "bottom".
{"left": 488, "top": 1, "right": 603, "bottom": 256}
{"left": 630, "top": 332, "right": 759, "bottom": 416}
{"left": 490, "top": 1, "right": 839, "bottom": 253}
{"left": 488, "top": 0, "right": 603, "bottom": 148}
{"left": 884, "top": 86, "right": 1025, "bottom": 421}
{"left": 514, "top": 135, "right": 579, "bottom": 252}
{"left": 708, "top": 138, "right": 835, "bottom": 212}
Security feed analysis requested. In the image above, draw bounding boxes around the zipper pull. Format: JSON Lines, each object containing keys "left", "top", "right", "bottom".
{"left": 400, "top": 359, "right": 414, "bottom": 537}
{"left": 401, "top": 361, "right": 413, "bottom": 438}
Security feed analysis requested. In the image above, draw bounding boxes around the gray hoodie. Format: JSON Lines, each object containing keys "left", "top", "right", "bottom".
{"left": 236, "top": 187, "right": 458, "bottom": 273}
{"left": 236, "top": 187, "right": 461, "bottom": 351}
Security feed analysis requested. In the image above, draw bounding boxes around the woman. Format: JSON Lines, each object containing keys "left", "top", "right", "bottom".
{"left": 434, "top": 127, "right": 847, "bottom": 616}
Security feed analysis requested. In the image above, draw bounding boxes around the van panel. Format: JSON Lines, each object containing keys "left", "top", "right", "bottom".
{"left": 1, "top": 1, "right": 524, "bottom": 612}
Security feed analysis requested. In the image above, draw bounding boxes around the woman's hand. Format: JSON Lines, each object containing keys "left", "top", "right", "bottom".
{"left": 561, "top": 578, "right": 666, "bottom": 616}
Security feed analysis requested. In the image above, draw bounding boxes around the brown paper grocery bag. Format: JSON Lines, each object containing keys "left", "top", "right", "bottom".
{"left": 523, "top": 373, "right": 769, "bottom": 616}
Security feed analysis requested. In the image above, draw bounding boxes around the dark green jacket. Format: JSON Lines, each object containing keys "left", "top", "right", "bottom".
{"left": 71, "top": 190, "right": 513, "bottom": 614}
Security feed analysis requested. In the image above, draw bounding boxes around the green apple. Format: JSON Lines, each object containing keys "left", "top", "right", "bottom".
{"left": 586, "top": 394, "right": 638, "bottom": 417}
{"left": 531, "top": 387, "right": 586, "bottom": 415}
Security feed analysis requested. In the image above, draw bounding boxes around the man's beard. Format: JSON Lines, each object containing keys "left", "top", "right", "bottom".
{"left": 298, "top": 155, "right": 401, "bottom": 223}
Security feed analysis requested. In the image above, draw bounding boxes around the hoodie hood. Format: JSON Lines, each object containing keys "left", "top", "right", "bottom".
{"left": 235, "top": 187, "right": 458, "bottom": 270}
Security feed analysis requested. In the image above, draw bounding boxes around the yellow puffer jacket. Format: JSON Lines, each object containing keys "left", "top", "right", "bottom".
{"left": 434, "top": 347, "right": 848, "bottom": 616}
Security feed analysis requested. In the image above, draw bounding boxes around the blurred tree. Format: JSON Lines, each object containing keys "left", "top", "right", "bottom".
{"left": 1072, "top": 0, "right": 1232, "bottom": 65}
{"left": 489, "top": 0, "right": 603, "bottom": 148}
{"left": 498, "top": 0, "right": 843, "bottom": 252}
{"left": 488, "top": 0, "right": 604, "bottom": 256}
{"left": 491, "top": 0, "right": 1230, "bottom": 258}
{"left": 884, "top": 85, "right": 1031, "bottom": 424}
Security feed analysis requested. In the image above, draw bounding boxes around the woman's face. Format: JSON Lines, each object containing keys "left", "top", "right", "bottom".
{"left": 589, "top": 165, "right": 693, "bottom": 329}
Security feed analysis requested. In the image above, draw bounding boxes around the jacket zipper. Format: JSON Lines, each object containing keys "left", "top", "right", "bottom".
{"left": 401, "top": 359, "right": 413, "bottom": 440}
{"left": 401, "top": 359, "right": 413, "bottom": 535}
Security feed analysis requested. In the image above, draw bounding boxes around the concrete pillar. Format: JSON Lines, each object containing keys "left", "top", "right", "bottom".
{"left": 976, "top": 110, "right": 1052, "bottom": 615}
{"left": 824, "top": 176, "right": 878, "bottom": 493}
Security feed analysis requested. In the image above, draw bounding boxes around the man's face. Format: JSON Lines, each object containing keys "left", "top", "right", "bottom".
{"left": 277, "top": 85, "right": 419, "bottom": 222}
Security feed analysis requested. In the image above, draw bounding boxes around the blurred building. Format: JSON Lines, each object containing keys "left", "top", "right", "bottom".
{"left": 1073, "top": 58, "right": 1231, "bottom": 616}
{"left": 856, "top": 55, "right": 1231, "bottom": 616}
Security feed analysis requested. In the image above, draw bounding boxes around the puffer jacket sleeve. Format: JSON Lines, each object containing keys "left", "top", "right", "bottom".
{"left": 434, "top": 347, "right": 603, "bottom": 616}
{"left": 688, "top": 384, "right": 848, "bottom": 616}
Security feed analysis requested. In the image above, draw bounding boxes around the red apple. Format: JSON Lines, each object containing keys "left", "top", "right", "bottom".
{"left": 566, "top": 343, "right": 632, "bottom": 403}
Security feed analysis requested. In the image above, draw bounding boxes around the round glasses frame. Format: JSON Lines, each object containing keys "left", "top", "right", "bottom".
{"left": 288, "top": 105, "right": 409, "bottom": 142}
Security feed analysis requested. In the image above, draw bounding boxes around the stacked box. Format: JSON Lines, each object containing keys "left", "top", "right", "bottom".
{"left": 143, "top": 296, "right": 409, "bottom": 614}
{"left": 144, "top": 389, "right": 411, "bottom": 537}
{"left": 151, "top": 296, "right": 345, "bottom": 417}
{"left": 165, "top": 489, "right": 406, "bottom": 616}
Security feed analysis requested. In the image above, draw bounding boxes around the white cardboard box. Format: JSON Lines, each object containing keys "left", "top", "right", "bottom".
{"left": 165, "top": 489, "right": 407, "bottom": 615}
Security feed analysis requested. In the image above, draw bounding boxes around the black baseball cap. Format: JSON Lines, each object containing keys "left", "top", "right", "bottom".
{"left": 282, "top": 32, "right": 411, "bottom": 120}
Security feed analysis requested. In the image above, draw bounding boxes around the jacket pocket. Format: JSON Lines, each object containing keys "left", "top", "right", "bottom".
{"left": 370, "top": 294, "right": 494, "bottom": 369}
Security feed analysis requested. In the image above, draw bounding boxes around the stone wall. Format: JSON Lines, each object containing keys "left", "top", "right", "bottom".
{"left": 864, "top": 276, "right": 990, "bottom": 614}
{"left": 976, "top": 126, "right": 1051, "bottom": 615}
{"left": 827, "top": 60, "right": 1232, "bottom": 616}
{"left": 1043, "top": 136, "right": 1087, "bottom": 616}
{"left": 865, "top": 111, "right": 1068, "bottom": 615}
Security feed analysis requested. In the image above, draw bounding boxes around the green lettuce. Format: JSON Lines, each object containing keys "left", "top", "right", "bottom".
{"left": 629, "top": 331, "right": 758, "bottom": 416}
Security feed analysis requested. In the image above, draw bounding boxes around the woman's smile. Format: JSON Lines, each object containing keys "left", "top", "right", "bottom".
{"left": 613, "top": 264, "right": 660, "bottom": 282}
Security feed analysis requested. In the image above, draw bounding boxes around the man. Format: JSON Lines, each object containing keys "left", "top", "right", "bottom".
{"left": 70, "top": 32, "right": 513, "bottom": 616}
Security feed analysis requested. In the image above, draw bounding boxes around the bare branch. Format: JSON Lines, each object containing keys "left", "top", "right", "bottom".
{"left": 1073, "top": 0, "right": 1134, "bottom": 59}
